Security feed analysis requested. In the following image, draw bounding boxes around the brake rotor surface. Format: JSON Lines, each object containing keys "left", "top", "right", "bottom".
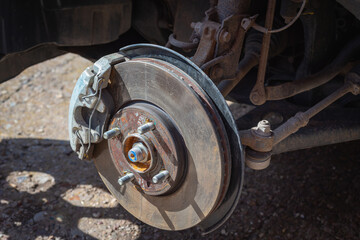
{"left": 93, "top": 56, "right": 231, "bottom": 230}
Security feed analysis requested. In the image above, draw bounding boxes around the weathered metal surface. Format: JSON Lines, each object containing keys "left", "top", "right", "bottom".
{"left": 68, "top": 52, "right": 124, "bottom": 160}
{"left": 265, "top": 35, "right": 360, "bottom": 101}
{"left": 217, "top": 20, "right": 289, "bottom": 97}
{"left": 245, "top": 148, "right": 271, "bottom": 170}
{"left": 253, "top": 0, "right": 306, "bottom": 34}
{"left": 240, "top": 69, "right": 360, "bottom": 170}
{"left": 274, "top": 71, "right": 360, "bottom": 145}
{"left": 273, "top": 123, "right": 360, "bottom": 154}
{"left": 107, "top": 102, "right": 185, "bottom": 196}
{"left": 217, "top": 0, "right": 251, "bottom": 21}
{"left": 93, "top": 55, "right": 232, "bottom": 230}
{"left": 218, "top": 48, "right": 259, "bottom": 96}
{"left": 186, "top": 0, "right": 252, "bottom": 84}
{"left": 117, "top": 44, "right": 244, "bottom": 233}
{"left": 166, "top": 33, "right": 199, "bottom": 50}
{"left": 249, "top": 0, "right": 276, "bottom": 105}
{"left": 191, "top": 22, "right": 219, "bottom": 66}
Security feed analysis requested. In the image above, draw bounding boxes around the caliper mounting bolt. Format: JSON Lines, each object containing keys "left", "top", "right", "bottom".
{"left": 152, "top": 170, "right": 170, "bottom": 184}
{"left": 118, "top": 173, "right": 135, "bottom": 186}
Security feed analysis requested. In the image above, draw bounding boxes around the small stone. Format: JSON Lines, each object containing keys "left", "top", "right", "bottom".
{"left": 56, "top": 214, "right": 64, "bottom": 223}
{"left": 221, "top": 229, "right": 228, "bottom": 236}
{"left": 33, "top": 211, "right": 48, "bottom": 222}
{"left": 14, "top": 221, "right": 22, "bottom": 226}
{"left": 33, "top": 174, "right": 52, "bottom": 185}
{"left": 92, "top": 212, "right": 101, "bottom": 218}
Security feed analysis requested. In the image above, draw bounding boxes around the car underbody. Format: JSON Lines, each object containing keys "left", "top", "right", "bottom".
{"left": 1, "top": 0, "right": 360, "bottom": 233}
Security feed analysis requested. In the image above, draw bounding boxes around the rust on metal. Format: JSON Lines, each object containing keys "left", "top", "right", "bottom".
{"left": 191, "top": 23, "right": 219, "bottom": 66}
{"left": 108, "top": 103, "right": 185, "bottom": 196}
{"left": 249, "top": 0, "right": 277, "bottom": 105}
{"left": 241, "top": 69, "right": 360, "bottom": 170}
{"left": 135, "top": 57, "right": 232, "bottom": 208}
{"left": 265, "top": 35, "right": 360, "bottom": 101}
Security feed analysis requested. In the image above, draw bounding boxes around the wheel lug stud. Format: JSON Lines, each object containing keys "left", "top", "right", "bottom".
{"left": 152, "top": 170, "right": 169, "bottom": 184}
{"left": 104, "top": 127, "right": 121, "bottom": 139}
{"left": 118, "top": 173, "right": 135, "bottom": 186}
{"left": 137, "top": 122, "right": 155, "bottom": 134}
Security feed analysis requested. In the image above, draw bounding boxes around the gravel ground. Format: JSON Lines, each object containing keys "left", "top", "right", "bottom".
{"left": 1, "top": 54, "right": 360, "bottom": 240}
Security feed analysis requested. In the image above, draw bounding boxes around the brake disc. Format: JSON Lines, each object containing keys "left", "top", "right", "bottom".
{"left": 69, "top": 44, "right": 244, "bottom": 233}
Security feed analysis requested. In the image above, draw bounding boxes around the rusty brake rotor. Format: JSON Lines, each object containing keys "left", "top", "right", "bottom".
{"left": 92, "top": 44, "right": 244, "bottom": 233}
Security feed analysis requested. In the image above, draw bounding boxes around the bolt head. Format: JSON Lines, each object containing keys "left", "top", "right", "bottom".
{"left": 220, "top": 30, "right": 231, "bottom": 43}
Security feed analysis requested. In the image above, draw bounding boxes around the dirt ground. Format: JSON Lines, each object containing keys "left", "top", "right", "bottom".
{"left": 1, "top": 54, "right": 360, "bottom": 240}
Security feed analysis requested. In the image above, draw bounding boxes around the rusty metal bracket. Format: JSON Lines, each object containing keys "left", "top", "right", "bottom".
{"left": 191, "top": 21, "right": 220, "bottom": 66}
{"left": 194, "top": 14, "right": 255, "bottom": 85}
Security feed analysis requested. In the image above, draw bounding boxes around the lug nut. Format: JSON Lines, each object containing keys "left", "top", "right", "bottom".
{"left": 137, "top": 122, "right": 155, "bottom": 134}
{"left": 128, "top": 143, "right": 148, "bottom": 163}
{"left": 152, "top": 170, "right": 169, "bottom": 184}
{"left": 118, "top": 173, "right": 135, "bottom": 186}
{"left": 104, "top": 127, "right": 121, "bottom": 139}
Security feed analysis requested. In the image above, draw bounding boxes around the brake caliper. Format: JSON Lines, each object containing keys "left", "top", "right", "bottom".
{"left": 68, "top": 53, "right": 124, "bottom": 160}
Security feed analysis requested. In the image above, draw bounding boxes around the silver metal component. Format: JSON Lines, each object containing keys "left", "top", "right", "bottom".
{"left": 104, "top": 128, "right": 121, "bottom": 139}
{"left": 255, "top": 120, "right": 271, "bottom": 136}
{"left": 152, "top": 170, "right": 170, "bottom": 184}
{"left": 128, "top": 142, "right": 149, "bottom": 163}
{"left": 68, "top": 53, "right": 125, "bottom": 160}
{"left": 118, "top": 173, "right": 135, "bottom": 186}
{"left": 137, "top": 122, "right": 155, "bottom": 134}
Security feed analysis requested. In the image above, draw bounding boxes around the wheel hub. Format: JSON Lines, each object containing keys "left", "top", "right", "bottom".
{"left": 107, "top": 102, "right": 186, "bottom": 196}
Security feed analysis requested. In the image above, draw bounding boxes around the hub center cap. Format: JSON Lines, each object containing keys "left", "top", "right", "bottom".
{"left": 107, "top": 102, "right": 186, "bottom": 196}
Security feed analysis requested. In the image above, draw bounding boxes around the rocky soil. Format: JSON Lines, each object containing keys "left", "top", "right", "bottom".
{"left": 1, "top": 54, "right": 360, "bottom": 240}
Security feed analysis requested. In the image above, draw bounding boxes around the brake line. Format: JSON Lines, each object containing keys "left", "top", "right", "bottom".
{"left": 253, "top": 0, "right": 307, "bottom": 34}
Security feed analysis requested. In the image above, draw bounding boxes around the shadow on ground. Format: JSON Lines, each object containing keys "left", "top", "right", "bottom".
{"left": 1, "top": 138, "right": 360, "bottom": 239}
